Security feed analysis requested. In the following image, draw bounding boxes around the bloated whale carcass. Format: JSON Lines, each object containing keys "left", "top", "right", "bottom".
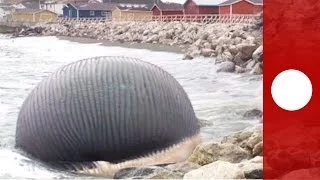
{"left": 15, "top": 56, "right": 201, "bottom": 177}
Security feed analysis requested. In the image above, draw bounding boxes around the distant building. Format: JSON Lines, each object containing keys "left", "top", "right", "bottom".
{"left": 88, "top": 0, "right": 103, "bottom": 2}
{"left": 112, "top": 5, "right": 152, "bottom": 21}
{"left": 20, "top": 1, "right": 40, "bottom": 10}
{"left": 219, "top": 0, "right": 263, "bottom": 15}
{"left": 104, "top": 0, "right": 153, "bottom": 9}
{"left": 12, "top": 9, "right": 58, "bottom": 22}
{"left": 40, "top": 0, "right": 66, "bottom": 15}
{"left": 0, "top": 3, "right": 14, "bottom": 19}
{"left": 184, "top": 0, "right": 226, "bottom": 14}
{"left": 11, "top": 3, "right": 25, "bottom": 9}
{"left": 151, "top": 1, "right": 184, "bottom": 16}
{"left": 62, "top": 2, "right": 116, "bottom": 18}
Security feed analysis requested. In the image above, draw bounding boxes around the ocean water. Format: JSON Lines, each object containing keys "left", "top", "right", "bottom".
{"left": 0, "top": 35, "right": 262, "bottom": 178}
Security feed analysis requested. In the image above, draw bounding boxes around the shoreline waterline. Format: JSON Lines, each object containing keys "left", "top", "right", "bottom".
{"left": 57, "top": 36, "right": 184, "bottom": 54}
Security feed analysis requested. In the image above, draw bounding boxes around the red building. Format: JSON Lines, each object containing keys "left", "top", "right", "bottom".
{"left": 183, "top": 0, "right": 226, "bottom": 14}
{"left": 219, "top": 0, "right": 263, "bottom": 15}
{"left": 151, "top": 1, "right": 184, "bottom": 16}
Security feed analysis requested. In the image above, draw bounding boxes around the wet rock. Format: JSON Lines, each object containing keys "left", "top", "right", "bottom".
{"left": 165, "top": 162, "right": 201, "bottom": 174}
{"left": 142, "top": 29, "right": 149, "bottom": 36}
{"left": 246, "top": 36, "right": 256, "bottom": 44}
{"left": 217, "top": 50, "right": 234, "bottom": 62}
{"left": 241, "top": 156, "right": 263, "bottom": 179}
{"left": 246, "top": 59, "right": 257, "bottom": 70}
{"left": 183, "top": 38, "right": 193, "bottom": 44}
{"left": 185, "top": 156, "right": 262, "bottom": 179}
{"left": 217, "top": 61, "right": 235, "bottom": 73}
{"left": 190, "top": 50, "right": 201, "bottom": 58}
{"left": 146, "top": 34, "right": 159, "bottom": 43}
{"left": 200, "top": 32, "right": 209, "bottom": 40}
{"left": 250, "top": 62, "right": 263, "bottom": 74}
{"left": 217, "top": 36, "right": 232, "bottom": 45}
{"left": 233, "top": 37, "right": 242, "bottom": 45}
{"left": 236, "top": 43, "right": 258, "bottom": 61}
{"left": 231, "top": 31, "right": 241, "bottom": 39}
{"left": 210, "top": 40, "right": 219, "bottom": 50}
{"left": 221, "top": 127, "right": 262, "bottom": 157}
{"left": 235, "top": 66, "right": 246, "bottom": 74}
{"left": 252, "top": 45, "right": 263, "bottom": 62}
{"left": 247, "top": 132, "right": 262, "bottom": 149}
{"left": 203, "top": 42, "right": 212, "bottom": 49}
{"left": 242, "top": 26, "right": 249, "bottom": 31}
{"left": 194, "top": 39, "right": 202, "bottom": 47}
{"left": 114, "top": 166, "right": 182, "bottom": 179}
{"left": 201, "top": 48, "right": 214, "bottom": 57}
{"left": 233, "top": 52, "right": 246, "bottom": 66}
{"left": 253, "top": 142, "right": 263, "bottom": 156}
{"left": 243, "top": 109, "right": 262, "bottom": 118}
{"left": 184, "top": 161, "right": 244, "bottom": 179}
{"left": 183, "top": 53, "right": 194, "bottom": 60}
{"left": 228, "top": 45, "right": 238, "bottom": 55}
{"left": 188, "top": 142, "right": 250, "bottom": 166}
{"left": 114, "top": 162, "right": 200, "bottom": 179}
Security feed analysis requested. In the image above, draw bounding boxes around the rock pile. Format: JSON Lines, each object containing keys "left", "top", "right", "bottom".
{"left": 114, "top": 126, "right": 262, "bottom": 179}
{"left": 13, "top": 19, "right": 263, "bottom": 74}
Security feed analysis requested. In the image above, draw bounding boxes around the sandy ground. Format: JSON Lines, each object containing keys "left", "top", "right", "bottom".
{"left": 57, "top": 36, "right": 184, "bottom": 54}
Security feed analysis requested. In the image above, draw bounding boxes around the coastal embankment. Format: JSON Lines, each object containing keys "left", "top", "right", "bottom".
{"left": 13, "top": 17, "right": 263, "bottom": 74}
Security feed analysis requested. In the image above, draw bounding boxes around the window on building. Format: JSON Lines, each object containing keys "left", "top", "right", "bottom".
{"left": 101, "top": 11, "right": 106, "bottom": 16}
{"left": 90, "top": 10, "right": 95, "bottom": 16}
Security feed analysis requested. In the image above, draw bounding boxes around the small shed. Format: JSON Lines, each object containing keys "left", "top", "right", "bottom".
{"left": 184, "top": 0, "right": 226, "bottom": 14}
{"left": 63, "top": 2, "right": 116, "bottom": 18}
{"left": 112, "top": 6, "right": 152, "bottom": 21}
{"left": 219, "top": 0, "right": 263, "bottom": 15}
{"left": 151, "top": 1, "right": 184, "bottom": 16}
{"left": 40, "top": 0, "right": 66, "bottom": 15}
{"left": 104, "top": 0, "right": 152, "bottom": 8}
{"left": 0, "top": 3, "right": 14, "bottom": 19}
{"left": 12, "top": 9, "right": 58, "bottom": 22}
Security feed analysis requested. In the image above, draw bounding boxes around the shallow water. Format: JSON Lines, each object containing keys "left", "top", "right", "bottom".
{"left": 0, "top": 35, "right": 262, "bottom": 178}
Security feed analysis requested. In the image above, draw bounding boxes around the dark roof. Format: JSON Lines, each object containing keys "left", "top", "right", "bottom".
{"left": 249, "top": 0, "right": 263, "bottom": 4}
{"left": 15, "top": 9, "right": 55, "bottom": 13}
{"left": 0, "top": 3, "right": 13, "bottom": 6}
{"left": 69, "top": 2, "right": 117, "bottom": 10}
{"left": 0, "top": 6, "right": 14, "bottom": 10}
{"left": 103, "top": 0, "right": 152, "bottom": 4}
{"left": 117, "top": 5, "right": 152, "bottom": 11}
{"left": 185, "top": 0, "right": 226, "bottom": 6}
{"left": 153, "top": 1, "right": 183, "bottom": 11}
{"left": 21, "top": 1, "right": 40, "bottom": 9}
{"left": 219, "top": 0, "right": 263, "bottom": 6}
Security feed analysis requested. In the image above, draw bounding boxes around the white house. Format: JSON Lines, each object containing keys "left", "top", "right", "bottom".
{"left": 40, "top": 0, "right": 65, "bottom": 15}
{"left": 0, "top": 3, "right": 14, "bottom": 19}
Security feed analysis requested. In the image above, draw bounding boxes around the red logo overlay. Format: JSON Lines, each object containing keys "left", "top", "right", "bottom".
{"left": 264, "top": 0, "right": 320, "bottom": 179}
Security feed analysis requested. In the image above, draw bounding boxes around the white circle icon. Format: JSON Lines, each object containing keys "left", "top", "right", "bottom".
{"left": 271, "top": 69, "right": 313, "bottom": 111}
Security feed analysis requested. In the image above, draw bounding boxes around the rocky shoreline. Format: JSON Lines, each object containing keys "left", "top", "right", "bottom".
{"left": 113, "top": 125, "right": 263, "bottom": 179}
{"left": 13, "top": 18, "right": 263, "bottom": 75}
